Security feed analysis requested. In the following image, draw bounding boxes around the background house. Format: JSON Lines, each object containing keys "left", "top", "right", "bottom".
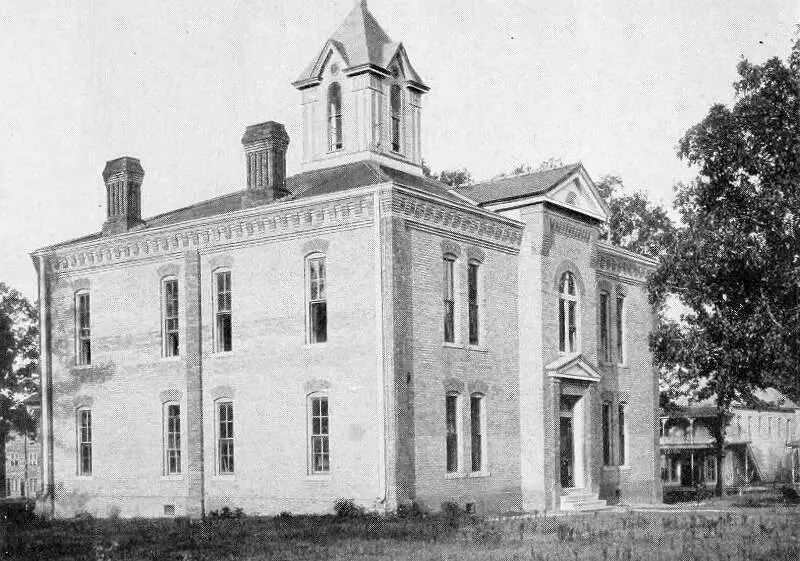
{"left": 660, "top": 389, "right": 800, "bottom": 490}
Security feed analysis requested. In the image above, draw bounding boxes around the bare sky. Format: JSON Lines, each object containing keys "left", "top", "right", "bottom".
{"left": 0, "top": 0, "right": 795, "bottom": 299}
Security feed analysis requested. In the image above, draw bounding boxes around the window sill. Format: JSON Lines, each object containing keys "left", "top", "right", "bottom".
{"left": 468, "top": 345, "right": 488, "bottom": 353}
{"left": 442, "top": 342, "right": 462, "bottom": 349}
{"left": 161, "top": 475, "right": 185, "bottom": 481}
{"left": 602, "top": 465, "right": 617, "bottom": 471}
{"left": 212, "top": 474, "right": 236, "bottom": 481}
{"left": 208, "top": 351, "right": 236, "bottom": 359}
{"left": 444, "top": 472, "right": 465, "bottom": 479}
{"left": 618, "top": 465, "right": 631, "bottom": 471}
{"left": 469, "top": 471, "right": 490, "bottom": 478}
{"left": 304, "top": 342, "right": 329, "bottom": 349}
{"left": 76, "top": 474, "right": 93, "bottom": 479}
{"left": 73, "top": 364, "right": 93, "bottom": 370}
{"left": 158, "top": 356, "right": 182, "bottom": 363}
{"left": 327, "top": 148, "right": 344, "bottom": 154}
{"left": 305, "top": 474, "right": 332, "bottom": 482}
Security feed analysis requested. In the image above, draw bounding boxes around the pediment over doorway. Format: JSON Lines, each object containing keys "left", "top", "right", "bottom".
{"left": 546, "top": 353, "right": 602, "bottom": 383}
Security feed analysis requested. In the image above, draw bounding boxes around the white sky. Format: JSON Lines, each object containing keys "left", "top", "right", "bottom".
{"left": 0, "top": 0, "right": 796, "bottom": 299}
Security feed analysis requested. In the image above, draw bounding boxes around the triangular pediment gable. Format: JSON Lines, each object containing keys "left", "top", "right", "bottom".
{"left": 386, "top": 43, "right": 428, "bottom": 91}
{"left": 546, "top": 353, "right": 602, "bottom": 383}
{"left": 294, "top": 40, "right": 350, "bottom": 87}
{"left": 546, "top": 165, "right": 609, "bottom": 222}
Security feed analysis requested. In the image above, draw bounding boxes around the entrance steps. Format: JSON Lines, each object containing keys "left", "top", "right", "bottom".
{"left": 560, "top": 489, "right": 608, "bottom": 512}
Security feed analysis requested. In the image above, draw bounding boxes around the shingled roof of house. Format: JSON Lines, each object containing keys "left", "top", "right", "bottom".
{"left": 455, "top": 163, "right": 582, "bottom": 206}
{"left": 38, "top": 161, "right": 466, "bottom": 251}
{"left": 294, "top": 1, "right": 426, "bottom": 88}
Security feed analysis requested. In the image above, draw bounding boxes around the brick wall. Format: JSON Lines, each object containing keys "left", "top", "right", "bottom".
{"left": 405, "top": 226, "right": 522, "bottom": 513}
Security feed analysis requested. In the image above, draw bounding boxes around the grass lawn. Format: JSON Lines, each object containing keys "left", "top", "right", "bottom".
{"left": 2, "top": 507, "right": 800, "bottom": 560}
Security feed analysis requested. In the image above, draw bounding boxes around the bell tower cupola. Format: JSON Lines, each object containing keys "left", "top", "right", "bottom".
{"left": 292, "top": 0, "right": 429, "bottom": 175}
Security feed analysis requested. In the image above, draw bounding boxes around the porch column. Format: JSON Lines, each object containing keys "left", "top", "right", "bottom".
{"left": 688, "top": 418, "right": 695, "bottom": 444}
{"left": 551, "top": 378, "right": 562, "bottom": 510}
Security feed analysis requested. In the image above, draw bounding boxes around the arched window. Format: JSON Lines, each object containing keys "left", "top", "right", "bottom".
{"left": 390, "top": 84, "right": 402, "bottom": 152}
{"left": 470, "top": 393, "right": 487, "bottom": 473}
{"left": 76, "top": 408, "right": 92, "bottom": 475}
{"left": 308, "top": 393, "right": 330, "bottom": 474}
{"left": 306, "top": 253, "right": 327, "bottom": 344}
{"left": 213, "top": 269, "right": 232, "bottom": 352}
{"left": 558, "top": 272, "right": 578, "bottom": 353}
{"left": 445, "top": 392, "right": 461, "bottom": 473}
{"left": 327, "top": 83, "right": 343, "bottom": 151}
{"left": 161, "top": 277, "right": 179, "bottom": 357}
{"left": 163, "top": 402, "right": 181, "bottom": 475}
{"left": 599, "top": 291, "right": 610, "bottom": 362}
{"left": 75, "top": 290, "right": 91, "bottom": 365}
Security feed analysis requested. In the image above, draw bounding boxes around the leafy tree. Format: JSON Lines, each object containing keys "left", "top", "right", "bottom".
{"left": 0, "top": 283, "right": 38, "bottom": 498}
{"left": 596, "top": 175, "right": 676, "bottom": 259}
{"left": 421, "top": 160, "right": 473, "bottom": 187}
{"left": 649, "top": 38, "right": 800, "bottom": 495}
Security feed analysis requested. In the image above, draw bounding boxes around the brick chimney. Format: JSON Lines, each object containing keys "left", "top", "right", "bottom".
{"left": 102, "top": 156, "right": 144, "bottom": 235}
{"left": 241, "top": 121, "right": 290, "bottom": 207}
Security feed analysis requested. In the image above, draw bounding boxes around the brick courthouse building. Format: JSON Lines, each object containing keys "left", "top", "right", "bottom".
{"left": 31, "top": 1, "right": 660, "bottom": 518}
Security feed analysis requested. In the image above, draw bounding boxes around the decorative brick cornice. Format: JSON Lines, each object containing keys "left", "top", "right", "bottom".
{"left": 549, "top": 216, "right": 593, "bottom": 243}
{"left": 40, "top": 194, "right": 376, "bottom": 277}
{"left": 387, "top": 190, "right": 523, "bottom": 254}
{"left": 595, "top": 246, "right": 654, "bottom": 283}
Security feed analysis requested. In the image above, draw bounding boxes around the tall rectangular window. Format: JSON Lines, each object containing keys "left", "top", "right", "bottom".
{"left": 307, "top": 256, "right": 327, "bottom": 344}
{"left": 470, "top": 394, "right": 485, "bottom": 472}
{"left": 217, "top": 401, "right": 234, "bottom": 474}
{"left": 163, "top": 279, "right": 179, "bottom": 357}
{"left": 618, "top": 403, "right": 627, "bottom": 466}
{"left": 390, "top": 85, "right": 402, "bottom": 152}
{"left": 602, "top": 402, "right": 612, "bottom": 465}
{"left": 599, "top": 293, "right": 610, "bottom": 362}
{"left": 616, "top": 296, "right": 625, "bottom": 363}
{"left": 164, "top": 403, "right": 181, "bottom": 475}
{"left": 76, "top": 292, "right": 91, "bottom": 365}
{"left": 446, "top": 394, "right": 459, "bottom": 473}
{"left": 214, "top": 271, "right": 232, "bottom": 352}
{"left": 78, "top": 409, "right": 92, "bottom": 475}
{"left": 310, "top": 396, "right": 330, "bottom": 473}
{"left": 468, "top": 263, "right": 479, "bottom": 346}
{"left": 443, "top": 257, "right": 455, "bottom": 343}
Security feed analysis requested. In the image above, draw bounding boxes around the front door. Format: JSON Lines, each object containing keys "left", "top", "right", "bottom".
{"left": 560, "top": 416, "right": 574, "bottom": 488}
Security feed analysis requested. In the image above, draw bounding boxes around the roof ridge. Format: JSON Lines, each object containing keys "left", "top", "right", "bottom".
{"left": 466, "top": 162, "right": 581, "bottom": 188}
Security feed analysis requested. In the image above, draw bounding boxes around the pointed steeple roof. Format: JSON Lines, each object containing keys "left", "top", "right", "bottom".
{"left": 293, "top": 0, "right": 427, "bottom": 91}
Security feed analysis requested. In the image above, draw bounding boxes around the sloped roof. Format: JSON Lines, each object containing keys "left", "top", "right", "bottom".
{"left": 37, "top": 161, "right": 466, "bottom": 252}
{"left": 664, "top": 388, "right": 799, "bottom": 418}
{"left": 455, "top": 164, "right": 582, "bottom": 205}
{"left": 294, "top": 1, "right": 426, "bottom": 88}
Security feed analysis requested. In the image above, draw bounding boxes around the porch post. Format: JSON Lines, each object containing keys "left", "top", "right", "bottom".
{"left": 552, "top": 378, "right": 562, "bottom": 510}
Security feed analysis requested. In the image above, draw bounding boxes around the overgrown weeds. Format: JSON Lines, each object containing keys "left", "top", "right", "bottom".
{"left": 2, "top": 505, "right": 799, "bottom": 560}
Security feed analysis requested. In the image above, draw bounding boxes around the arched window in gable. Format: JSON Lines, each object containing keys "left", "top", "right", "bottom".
{"left": 559, "top": 272, "right": 578, "bottom": 353}
{"left": 328, "top": 83, "right": 343, "bottom": 151}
